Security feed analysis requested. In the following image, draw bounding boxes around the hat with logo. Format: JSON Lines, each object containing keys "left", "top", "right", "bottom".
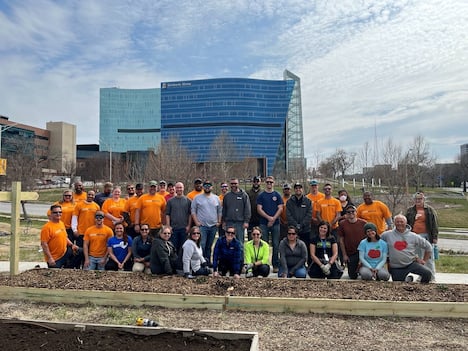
{"left": 253, "top": 176, "right": 261, "bottom": 182}
{"left": 149, "top": 180, "right": 158, "bottom": 187}
{"left": 309, "top": 180, "right": 319, "bottom": 185}
{"left": 203, "top": 180, "right": 212, "bottom": 187}
{"left": 293, "top": 182, "right": 303, "bottom": 188}
{"left": 283, "top": 183, "right": 291, "bottom": 189}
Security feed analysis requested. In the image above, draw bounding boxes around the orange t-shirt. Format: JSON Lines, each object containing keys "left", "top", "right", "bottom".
{"left": 73, "top": 192, "right": 87, "bottom": 203}
{"left": 316, "top": 197, "right": 343, "bottom": 228}
{"left": 50, "top": 201, "right": 75, "bottom": 229}
{"left": 137, "top": 193, "right": 166, "bottom": 229}
{"left": 73, "top": 201, "right": 100, "bottom": 234}
{"left": 41, "top": 221, "right": 68, "bottom": 261}
{"left": 307, "top": 192, "right": 325, "bottom": 220}
{"left": 125, "top": 196, "right": 140, "bottom": 225}
{"left": 84, "top": 225, "right": 114, "bottom": 257}
{"left": 187, "top": 190, "right": 203, "bottom": 200}
{"left": 412, "top": 207, "right": 427, "bottom": 234}
{"left": 102, "top": 198, "right": 127, "bottom": 228}
{"left": 356, "top": 201, "right": 392, "bottom": 234}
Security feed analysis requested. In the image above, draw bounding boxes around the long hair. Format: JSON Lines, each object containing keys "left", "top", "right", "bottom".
{"left": 317, "top": 221, "right": 332, "bottom": 239}
{"left": 114, "top": 223, "right": 128, "bottom": 244}
{"left": 188, "top": 226, "right": 202, "bottom": 247}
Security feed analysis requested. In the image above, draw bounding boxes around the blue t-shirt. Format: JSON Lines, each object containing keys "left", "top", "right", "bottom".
{"left": 358, "top": 239, "right": 388, "bottom": 268}
{"left": 256, "top": 190, "right": 283, "bottom": 225}
{"left": 107, "top": 236, "right": 133, "bottom": 263}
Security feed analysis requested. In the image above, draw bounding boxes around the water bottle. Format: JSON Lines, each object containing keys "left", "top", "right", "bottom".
{"left": 433, "top": 244, "right": 439, "bottom": 260}
{"left": 136, "top": 318, "right": 159, "bottom": 327}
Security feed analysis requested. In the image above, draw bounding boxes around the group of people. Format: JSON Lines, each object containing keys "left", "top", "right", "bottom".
{"left": 40, "top": 178, "right": 438, "bottom": 283}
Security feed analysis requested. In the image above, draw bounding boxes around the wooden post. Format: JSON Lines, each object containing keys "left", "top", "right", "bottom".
{"left": 0, "top": 182, "right": 38, "bottom": 275}
{"left": 10, "top": 182, "right": 21, "bottom": 275}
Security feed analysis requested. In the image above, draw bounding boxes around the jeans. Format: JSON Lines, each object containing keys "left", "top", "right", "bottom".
{"left": 170, "top": 227, "right": 187, "bottom": 253}
{"left": 278, "top": 265, "right": 307, "bottom": 278}
{"left": 260, "top": 223, "right": 280, "bottom": 268}
{"left": 200, "top": 225, "right": 218, "bottom": 264}
{"left": 389, "top": 261, "right": 432, "bottom": 283}
{"left": 85, "top": 256, "right": 106, "bottom": 271}
{"left": 416, "top": 233, "right": 436, "bottom": 280}
{"left": 48, "top": 248, "right": 71, "bottom": 269}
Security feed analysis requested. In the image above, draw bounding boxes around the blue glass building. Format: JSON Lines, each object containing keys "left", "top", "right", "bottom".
{"left": 99, "top": 88, "right": 161, "bottom": 153}
{"left": 161, "top": 74, "right": 302, "bottom": 176}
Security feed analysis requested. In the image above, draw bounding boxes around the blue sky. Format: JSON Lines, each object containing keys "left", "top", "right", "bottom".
{"left": 1, "top": 0, "right": 467, "bottom": 169}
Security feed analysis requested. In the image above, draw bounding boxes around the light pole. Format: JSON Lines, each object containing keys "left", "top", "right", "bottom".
{"left": 99, "top": 140, "right": 112, "bottom": 182}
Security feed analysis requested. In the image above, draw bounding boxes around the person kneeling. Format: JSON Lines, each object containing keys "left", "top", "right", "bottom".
{"left": 244, "top": 227, "right": 271, "bottom": 277}
{"left": 182, "top": 226, "right": 211, "bottom": 278}
{"left": 358, "top": 222, "right": 390, "bottom": 281}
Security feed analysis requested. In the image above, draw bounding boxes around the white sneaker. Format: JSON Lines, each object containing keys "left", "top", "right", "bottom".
{"left": 405, "top": 273, "right": 421, "bottom": 283}
{"left": 246, "top": 271, "right": 253, "bottom": 278}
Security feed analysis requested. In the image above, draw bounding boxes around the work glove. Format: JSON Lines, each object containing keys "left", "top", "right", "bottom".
{"left": 321, "top": 263, "right": 331, "bottom": 275}
{"left": 184, "top": 272, "right": 194, "bottom": 279}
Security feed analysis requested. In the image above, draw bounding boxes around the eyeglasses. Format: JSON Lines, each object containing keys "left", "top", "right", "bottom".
{"left": 252, "top": 233, "right": 261, "bottom": 236}
{"left": 192, "top": 232, "right": 201, "bottom": 235}
{"left": 52, "top": 211, "right": 62, "bottom": 214}
{"left": 324, "top": 188, "right": 332, "bottom": 191}
{"left": 266, "top": 181, "right": 273, "bottom": 184}
{"left": 63, "top": 194, "right": 72, "bottom": 197}
{"left": 127, "top": 187, "right": 134, "bottom": 190}
{"left": 95, "top": 215, "right": 104, "bottom": 219}
{"left": 221, "top": 185, "right": 228, "bottom": 188}
{"left": 226, "top": 231, "right": 235, "bottom": 235}
{"left": 162, "top": 232, "right": 171, "bottom": 235}
{"left": 230, "top": 183, "right": 238, "bottom": 185}
{"left": 140, "top": 228, "right": 149, "bottom": 231}
{"left": 287, "top": 232, "right": 297, "bottom": 235}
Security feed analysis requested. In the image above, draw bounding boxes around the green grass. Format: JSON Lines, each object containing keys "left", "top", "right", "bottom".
{"left": 435, "top": 254, "right": 468, "bottom": 273}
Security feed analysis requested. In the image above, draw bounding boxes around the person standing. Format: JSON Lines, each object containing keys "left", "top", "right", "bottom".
{"left": 405, "top": 192, "right": 438, "bottom": 281}
{"left": 165, "top": 182, "right": 175, "bottom": 201}
{"left": 83, "top": 211, "right": 114, "bottom": 271}
{"left": 286, "top": 183, "right": 312, "bottom": 267}
{"left": 166, "top": 182, "right": 192, "bottom": 252}
{"left": 248, "top": 176, "right": 262, "bottom": 238}
{"left": 280, "top": 183, "right": 292, "bottom": 241}
{"left": 316, "top": 183, "right": 342, "bottom": 234}
{"left": 187, "top": 178, "right": 203, "bottom": 200}
{"left": 191, "top": 180, "right": 222, "bottom": 264}
{"left": 256, "top": 176, "right": 283, "bottom": 272}
{"left": 356, "top": 191, "right": 393, "bottom": 234}
{"left": 306, "top": 179, "right": 325, "bottom": 237}
{"left": 135, "top": 180, "right": 166, "bottom": 237}
{"left": 124, "top": 183, "right": 144, "bottom": 238}
{"left": 41, "top": 205, "right": 78, "bottom": 268}
{"left": 222, "top": 178, "right": 251, "bottom": 245}
{"left": 94, "top": 182, "right": 113, "bottom": 208}
{"left": 101, "top": 186, "right": 127, "bottom": 229}
{"left": 381, "top": 214, "right": 432, "bottom": 283}
{"left": 158, "top": 180, "right": 169, "bottom": 198}
{"left": 73, "top": 181, "right": 87, "bottom": 203}
{"left": 337, "top": 205, "right": 367, "bottom": 279}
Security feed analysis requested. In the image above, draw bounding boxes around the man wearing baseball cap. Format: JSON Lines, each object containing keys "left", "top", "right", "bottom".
{"left": 187, "top": 178, "right": 203, "bottom": 200}
{"left": 134, "top": 180, "right": 166, "bottom": 237}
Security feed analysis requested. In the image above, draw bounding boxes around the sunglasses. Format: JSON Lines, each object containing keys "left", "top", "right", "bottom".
{"left": 52, "top": 211, "right": 62, "bottom": 214}
{"left": 140, "top": 228, "right": 149, "bottom": 231}
{"left": 252, "top": 233, "right": 261, "bottom": 236}
{"left": 287, "top": 232, "right": 297, "bottom": 235}
{"left": 95, "top": 215, "right": 104, "bottom": 219}
{"left": 266, "top": 181, "right": 273, "bottom": 184}
{"left": 192, "top": 232, "right": 201, "bottom": 235}
{"left": 226, "top": 231, "right": 235, "bottom": 235}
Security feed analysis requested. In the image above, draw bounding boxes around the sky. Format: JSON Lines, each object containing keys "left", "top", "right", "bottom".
{"left": 1, "top": 0, "right": 467, "bottom": 169}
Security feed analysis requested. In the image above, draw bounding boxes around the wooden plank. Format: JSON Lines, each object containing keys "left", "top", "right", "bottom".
{"left": 226, "top": 296, "right": 468, "bottom": 318}
{"left": 0, "top": 191, "right": 39, "bottom": 201}
{"left": 0, "top": 286, "right": 466, "bottom": 319}
{"left": 9, "top": 182, "right": 21, "bottom": 276}
{"left": 0, "top": 286, "right": 226, "bottom": 310}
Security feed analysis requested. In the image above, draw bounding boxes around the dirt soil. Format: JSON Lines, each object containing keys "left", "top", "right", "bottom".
{"left": 0, "top": 269, "right": 466, "bottom": 302}
{"left": 0, "top": 319, "right": 251, "bottom": 351}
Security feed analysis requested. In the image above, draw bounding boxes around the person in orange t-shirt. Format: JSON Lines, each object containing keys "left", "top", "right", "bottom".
{"left": 41, "top": 205, "right": 77, "bottom": 268}
{"left": 316, "top": 183, "right": 342, "bottom": 230}
{"left": 356, "top": 191, "right": 392, "bottom": 234}
{"left": 83, "top": 211, "right": 114, "bottom": 270}
{"left": 125, "top": 183, "right": 144, "bottom": 238}
{"left": 306, "top": 180, "right": 325, "bottom": 237}
{"left": 135, "top": 180, "right": 167, "bottom": 237}
{"left": 73, "top": 181, "right": 87, "bottom": 203}
{"left": 187, "top": 178, "right": 203, "bottom": 200}
{"left": 102, "top": 187, "right": 127, "bottom": 229}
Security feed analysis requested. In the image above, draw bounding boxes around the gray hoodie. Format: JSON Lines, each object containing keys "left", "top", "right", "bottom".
{"left": 381, "top": 225, "right": 432, "bottom": 268}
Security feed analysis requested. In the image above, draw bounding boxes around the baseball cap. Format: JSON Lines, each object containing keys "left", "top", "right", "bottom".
{"left": 283, "top": 183, "right": 291, "bottom": 189}
{"left": 149, "top": 180, "right": 158, "bottom": 186}
{"left": 159, "top": 180, "right": 167, "bottom": 185}
{"left": 203, "top": 180, "right": 212, "bottom": 187}
{"left": 293, "top": 183, "right": 303, "bottom": 188}
{"left": 253, "top": 176, "right": 261, "bottom": 182}
{"left": 309, "top": 180, "right": 318, "bottom": 185}
{"left": 194, "top": 178, "right": 202, "bottom": 184}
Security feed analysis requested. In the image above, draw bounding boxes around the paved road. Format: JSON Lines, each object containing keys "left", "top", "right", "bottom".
{"left": 0, "top": 201, "right": 50, "bottom": 217}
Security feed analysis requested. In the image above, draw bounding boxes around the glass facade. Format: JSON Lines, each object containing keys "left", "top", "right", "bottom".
{"left": 160, "top": 78, "right": 296, "bottom": 175}
{"left": 99, "top": 88, "right": 161, "bottom": 153}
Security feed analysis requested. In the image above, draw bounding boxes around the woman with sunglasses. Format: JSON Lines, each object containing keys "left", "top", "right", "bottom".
{"left": 244, "top": 226, "right": 270, "bottom": 277}
{"left": 150, "top": 226, "right": 178, "bottom": 275}
{"left": 182, "top": 226, "right": 211, "bottom": 278}
{"left": 278, "top": 226, "right": 307, "bottom": 278}
{"left": 132, "top": 223, "right": 152, "bottom": 274}
{"left": 309, "top": 221, "right": 343, "bottom": 279}
{"left": 212, "top": 226, "right": 242, "bottom": 278}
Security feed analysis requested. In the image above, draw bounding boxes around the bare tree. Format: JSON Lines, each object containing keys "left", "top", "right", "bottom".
{"left": 4, "top": 138, "right": 42, "bottom": 190}
{"left": 358, "top": 141, "right": 373, "bottom": 178}
{"left": 208, "top": 131, "right": 240, "bottom": 182}
{"left": 408, "top": 135, "right": 436, "bottom": 191}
